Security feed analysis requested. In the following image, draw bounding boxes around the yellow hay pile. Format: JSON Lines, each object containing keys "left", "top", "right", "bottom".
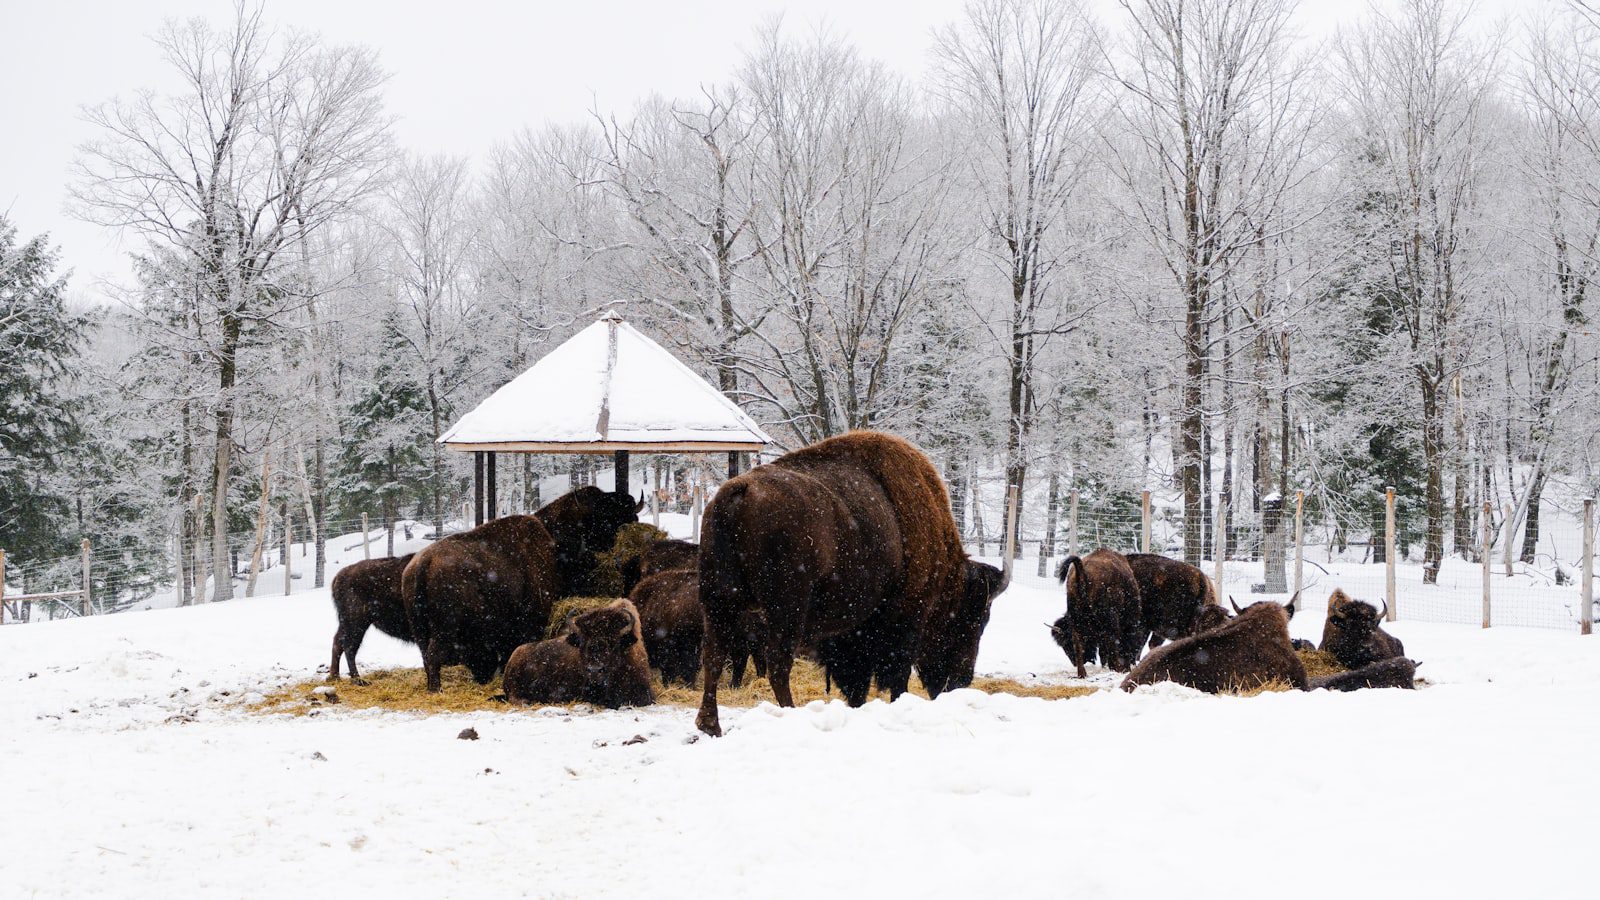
{"left": 586, "top": 522, "right": 667, "bottom": 596}
{"left": 1297, "top": 648, "right": 1346, "bottom": 680}
{"left": 546, "top": 596, "right": 618, "bottom": 638}
{"left": 251, "top": 659, "right": 1099, "bottom": 718}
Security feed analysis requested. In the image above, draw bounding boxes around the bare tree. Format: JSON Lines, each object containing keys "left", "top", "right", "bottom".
{"left": 934, "top": 0, "right": 1103, "bottom": 558}
{"left": 72, "top": 4, "right": 390, "bottom": 600}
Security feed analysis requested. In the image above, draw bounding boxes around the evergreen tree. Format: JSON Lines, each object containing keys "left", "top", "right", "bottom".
{"left": 0, "top": 217, "right": 90, "bottom": 561}
{"left": 336, "top": 311, "right": 433, "bottom": 553}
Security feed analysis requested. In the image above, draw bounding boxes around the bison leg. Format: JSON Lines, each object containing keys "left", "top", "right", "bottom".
{"left": 728, "top": 649, "right": 749, "bottom": 689}
{"left": 343, "top": 626, "right": 369, "bottom": 685}
{"left": 423, "top": 638, "right": 444, "bottom": 693}
{"left": 768, "top": 656, "right": 795, "bottom": 708}
{"left": 328, "top": 628, "right": 344, "bottom": 682}
{"left": 696, "top": 629, "right": 727, "bottom": 737}
{"left": 1070, "top": 626, "right": 1089, "bottom": 679}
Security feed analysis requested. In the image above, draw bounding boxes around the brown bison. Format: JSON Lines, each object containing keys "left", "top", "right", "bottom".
{"left": 1050, "top": 549, "right": 1144, "bottom": 677}
{"left": 1124, "top": 553, "right": 1219, "bottom": 648}
{"left": 620, "top": 539, "right": 700, "bottom": 595}
{"left": 1309, "top": 657, "right": 1419, "bottom": 692}
{"left": 695, "top": 431, "right": 1008, "bottom": 737}
{"left": 1120, "top": 597, "right": 1307, "bottom": 693}
{"left": 402, "top": 487, "right": 639, "bottom": 692}
{"left": 327, "top": 553, "right": 415, "bottom": 684}
{"left": 504, "top": 599, "right": 655, "bottom": 708}
{"left": 630, "top": 567, "right": 769, "bottom": 689}
{"left": 1319, "top": 589, "right": 1405, "bottom": 669}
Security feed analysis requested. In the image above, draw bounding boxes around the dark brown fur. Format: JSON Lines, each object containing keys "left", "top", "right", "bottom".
{"left": 695, "top": 431, "right": 1005, "bottom": 736}
{"left": 1120, "top": 599, "right": 1308, "bottom": 693}
{"left": 536, "top": 486, "right": 643, "bottom": 596}
{"left": 502, "top": 638, "right": 586, "bottom": 704}
{"left": 1309, "top": 657, "right": 1419, "bottom": 691}
{"left": 327, "top": 554, "right": 414, "bottom": 683}
{"left": 630, "top": 568, "right": 704, "bottom": 687}
{"left": 1050, "top": 549, "right": 1144, "bottom": 677}
{"left": 402, "top": 515, "right": 559, "bottom": 692}
{"left": 1319, "top": 589, "right": 1405, "bottom": 669}
{"left": 620, "top": 539, "right": 700, "bottom": 595}
{"left": 1193, "top": 603, "right": 1232, "bottom": 634}
{"left": 503, "top": 599, "right": 654, "bottom": 707}
{"left": 1124, "top": 553, "right": 1218, "bottom": 648}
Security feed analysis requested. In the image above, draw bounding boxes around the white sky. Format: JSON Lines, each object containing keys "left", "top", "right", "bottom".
{"left": 0, "top": 0, "right": 1546, "bottom": 305}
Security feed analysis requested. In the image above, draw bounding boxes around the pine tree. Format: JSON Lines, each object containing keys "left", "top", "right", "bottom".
{"left": 336, "top": 312, "right": 433, "bottom": 555}
{"left": 0, "top": 217, "right": 90, "bottom": 562}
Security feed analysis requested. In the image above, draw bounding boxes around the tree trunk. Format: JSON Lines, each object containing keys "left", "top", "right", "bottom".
{"left": 1038, "top": 471, "right": 1060, "bottom": 577}
{"left": 1519, "top": 467, "right": 1546, "bottom": 564}
{"left": 210, "top": 314, "right": 242, "bottom": 603}
{"left": 244, "top": 448, "right": 273, "bottom": 597}
{"left": 1421, "top": 369, "right": 1444, "bottom": 584}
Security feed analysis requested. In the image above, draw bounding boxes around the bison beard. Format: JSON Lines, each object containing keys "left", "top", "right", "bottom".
{"left": 1120, "top": 599, "right": 1307, "bottom": 693}
{"left": 1050, "top": 549, "right": 1144, "bottom": 677}
{"left": 328, "top": 553, "right": 415, "bottom": 684}
{"left": 1124, "top": 553, "right": 1218, "bottom": 648}
{"left": 695, "top": 431, "right": 1006, "bottom": 737}
{"left": 402, "top": 487, "right": 638, "bottom": 693}
{"left": 1309, "top": 657, "right": 1419, "bottom": 692}
{"left": 1319, "top": 589, "right": 1405, "bottom": 669}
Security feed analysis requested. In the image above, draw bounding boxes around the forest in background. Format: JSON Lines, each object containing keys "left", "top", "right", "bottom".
{"left": 5, "top": 0, "right": 1600, "bottom": 606}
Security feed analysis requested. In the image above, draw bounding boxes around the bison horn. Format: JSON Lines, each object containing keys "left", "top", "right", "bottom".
{"left": 635, "top": 491, "right": 646, "bottom": 512}
{"left": 1285, "top": 590, "right": 1301, "bottom": 618}
{"left": 998, "top": 558, "right": 1013, "bottom": 593}
{"left": 1377, "top": 600, "right": 1388, "bottom": 621}
{"left": 1230, "top": 596, "right": 1243, "bottom": 614}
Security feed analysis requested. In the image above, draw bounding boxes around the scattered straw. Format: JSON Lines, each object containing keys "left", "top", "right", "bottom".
{"left": 547, "top": 596, "right": 618, "bottom": 638}
{"left": 1297, "top": 649, "right": 1346, "bottom": 680}
{"left": 1229, "top": 678, "right": 1297, "bottom": 697}
{"left": 250, "top": 659, "right": 1100, "bottom": 718}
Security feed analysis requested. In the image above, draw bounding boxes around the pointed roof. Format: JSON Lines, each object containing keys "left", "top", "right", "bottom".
{"left": 439, "top": 312, "right": 772, "bottom": 453}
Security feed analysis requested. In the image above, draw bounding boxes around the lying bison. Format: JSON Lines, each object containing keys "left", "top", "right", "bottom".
{"left": 1319, "top": 589, "right": 1405, "bottom": 669}
{"left": 402, "top": 487, "right": 639, "bottom": 692}
{"left": 503, "top": 599, "right": 654, "bottom": 708}
{"left": 1120, "top": 597, "right": 1306, "bottom": 693}
{"left": 620, "top": 539, "right": 699, "bottom": 595}
{"left": 1193, "top": 602, "right": 1232, "bottom": 634}
{"left": 327, "top": 553, "right": 415, "bottom": 684}
{"left": 696, "top": 431, "right": 1007, "bottom": 736}
{"left": 630, "top": 568, "right": 768, "bottom": 688}
{"left": 1125, "top": 553, "right": 1218, "bottom": 648}
{"left": 1050, "top": 549, "right": 1144, "bottom": 677}
{"left": 1309, "top": 657, "right": 1419, "bottom": 692}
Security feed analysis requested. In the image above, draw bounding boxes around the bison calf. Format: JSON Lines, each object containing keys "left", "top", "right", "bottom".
{"left": 630, "top": 568, "right": 703, "bottom": 687}
{"left": 505, "top": 599, "right": 655, "bottom": 709}
{"left": 1310, "top": 657, "right": 1419, "bottom": 692}
{"left": 328, "top": 554, "right": 415, "bottom": 684}
{"left": 1120, "top": 598, "right": 1307, "bottom": 693}
{"left": 1051, "top": 549, "right": 1144, "bottom": 677}
{"left": 1319, "top": 589, "right": 1405, "bottom": 669}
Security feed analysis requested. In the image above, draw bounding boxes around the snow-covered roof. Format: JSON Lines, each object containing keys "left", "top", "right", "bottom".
{"left": 439, "top": 313, "right": 773, "bottom": 453}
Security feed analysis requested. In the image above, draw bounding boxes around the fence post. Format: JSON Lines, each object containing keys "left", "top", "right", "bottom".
{"left": 1583, "top": 498, "right": 1594, "bottom": 636}
{"left": 0, "top": 547, "right": 6, "bottom": 625}
{"left": 362, "top": 513, "right": 371, "bottom": 561}
{"left": 1140, "top": 490, "right": 1152, "bottom": 554}
{"left": 1385, "top": 486, "right": 1397, "bottom": 622}
{"left": 1214, "top": 492, "right": 1225, "bottom": 592}
{"left": 1068, "top": 490, "right": 1079, "bottom": 558}
{"left": 1293, "top": 490, "right": 1304, "bottom": 603}
{"left": 1002, "top": 485, "right": 1020, "bottom": 585}
{"left": 284, "top": 510, "right": 293, "bottom": 597}
{"left": 1481, "top": 500, "right": 1492, "bottom": 629}
{"left": 81, "top": 538, "right": 93, "bottom": 616}
{"left": 1503, "top": 503, "right": 1514, "bottom": 577}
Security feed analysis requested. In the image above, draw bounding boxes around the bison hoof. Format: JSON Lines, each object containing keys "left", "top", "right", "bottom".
{"left": 695, "top": 711, "right": 723, "bottom": 738}
{"left": 350, "top": 677, "right": 369, "bottom": 687}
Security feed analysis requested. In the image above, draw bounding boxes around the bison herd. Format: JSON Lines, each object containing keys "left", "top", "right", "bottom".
{"left": 322, "top": 430, "right": 1419, "bottom": 737}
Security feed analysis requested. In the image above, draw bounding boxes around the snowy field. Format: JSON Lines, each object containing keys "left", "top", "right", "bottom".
{"left": 2, "top": 549, "right": 1597, "bottom": 900}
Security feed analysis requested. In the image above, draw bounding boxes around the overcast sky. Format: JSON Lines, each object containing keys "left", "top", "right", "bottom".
{"left": 0, "top": 0, "right": 1542, "bottom": 306}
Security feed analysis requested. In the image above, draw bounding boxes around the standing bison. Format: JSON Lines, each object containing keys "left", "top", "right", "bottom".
{"left": 695, "top": 431, "right": 1007, "bottom": 737}
{"left": 619, "top": 539, "right": 699, "bottom": 595}
{"left": 629, "top": 567, "right": 768, "bottom": 688}
{"left": 1050, "top": 549, "right": 1144, "bottom": 677}
{"left": 327, "top": 553, "right": 415, "bottom": 684}
{"left": 1120, "top": 597, "right": 1306, "bottom": 693}
{"left": 1124, "top": 553, "right": 1218, "bottom": 648}
{"left": 402, "top": 487, "right": 639, "bottom": 692}
{"left": 1319, "top": 589, "right": 1405, "bottom": 669}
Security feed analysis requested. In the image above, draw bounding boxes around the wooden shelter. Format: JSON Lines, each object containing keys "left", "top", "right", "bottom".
{"left": 438, "top": 312, "right": 773, "bottom": 524}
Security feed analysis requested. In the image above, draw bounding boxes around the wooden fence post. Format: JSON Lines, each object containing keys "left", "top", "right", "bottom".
{"left": 362, "top": 513, "right": 371, "bottom": 561}
{"left": 1002, "top": 486, "right": 1020, "bottom": 584}
{"left": 1481, "top": 500, "right": 1492, "bottom": 629}
{"left": 1068, "top": 490, "right": 1079, "bottom": 558}
{"left": 1385, "top": 486, "right": 1397, "bottom": 622}
{"left": 0, "top": 547, "right": 6, "bottom": 625}
{"left": 1583, "top": 498, "right": 1594, "bottom": 636}
{"left": 1214, "top": 492, "right": 1226, "bottom": 592}
{"left": 1140, "top": 490, "right": 1152, "bottom": 554}
{"left": 691, "top": 484, "right": 703, "bottom": 542}
{"left": 81, "top": 538, "right": 93, "bottom": 616}
{"left": 284, "top": 510, "right": 293, "bottom": 597}
{"left": 1293, "top": 490, "right": 1304, "bottom": 603}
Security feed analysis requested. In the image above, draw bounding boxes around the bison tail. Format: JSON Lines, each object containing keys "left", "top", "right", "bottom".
{"left": 1055, "top": 555, "right": 1081, "bottom": 585}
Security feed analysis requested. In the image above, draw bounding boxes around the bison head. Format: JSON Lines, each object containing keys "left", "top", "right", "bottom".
{"left": 1192, "top": 603, "right": 1232, "bottom": 634}
{"left": 919, "top": 560, "right": 1006, "bottom": 697}
{"left": 1323, "top": 591, "right": 1385, "bottom": 641}
{"left": 537, "top": 486, "right": 642, "bottom": 592}
{"left": 568, "top": 603, "right": 641, "bottom": 677}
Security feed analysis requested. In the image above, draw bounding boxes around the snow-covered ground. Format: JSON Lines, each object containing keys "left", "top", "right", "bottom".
{"left": 1, "top": 558, "right": 1596, "bottom": 898}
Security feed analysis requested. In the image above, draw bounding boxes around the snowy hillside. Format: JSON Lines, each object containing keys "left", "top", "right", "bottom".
{"left": 1, "top": 564, "right": 1595, "bottom": 898}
